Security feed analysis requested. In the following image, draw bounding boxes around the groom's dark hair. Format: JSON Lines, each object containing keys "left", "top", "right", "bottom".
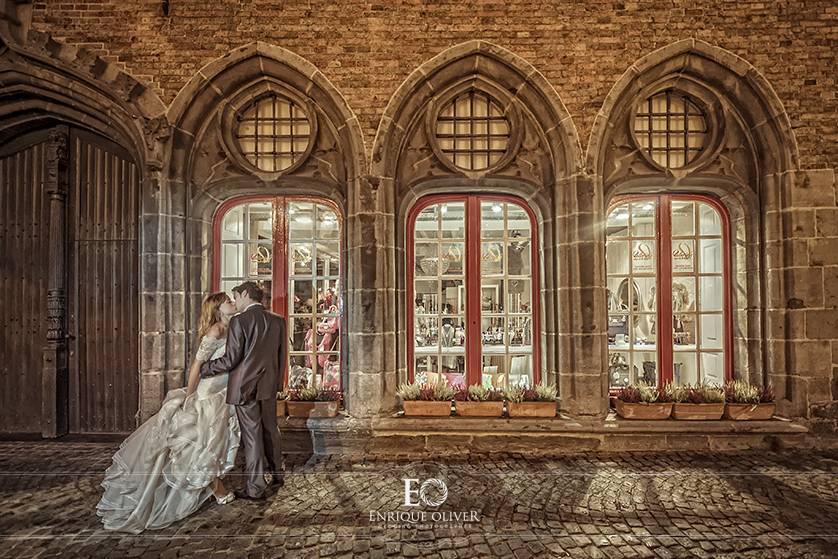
{"left": 233, "top": 281, "right": 264, "bottom": 303}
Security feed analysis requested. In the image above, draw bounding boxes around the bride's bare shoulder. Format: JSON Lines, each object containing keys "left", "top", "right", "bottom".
{"left": 206, "top": 323, "right": 225, "bottom": 340}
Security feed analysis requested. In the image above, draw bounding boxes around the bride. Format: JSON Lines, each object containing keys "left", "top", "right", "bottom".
{"left": 96, "top": 292, "right": 241, "bottom": 533}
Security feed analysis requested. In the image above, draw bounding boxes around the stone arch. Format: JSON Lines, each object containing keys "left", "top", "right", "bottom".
{"left": 586, "top": 38, "right": 799, "bottom": 178}
{"left": 370, "top": 40, "right": 593, "bottom": 415}
{"left": 162, "top": 41, "right": 368, "bottom": 413}
{"left": 589, "top": 40, "right": 803, "bottom": 407}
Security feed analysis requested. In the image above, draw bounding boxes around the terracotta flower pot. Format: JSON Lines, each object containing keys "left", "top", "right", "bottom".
{"left": 454, "top": 400, "right": 504, "bottom": 417}
{"left": 402, "top": 400, "right": 452, "bottom": 417}
{"left": 276, "top": 399, "right": 287, "bottom": 417}
{"left": 614, "top": 400, "right": 672, "bottom": 420}
{"left": 724, "top": 402, "right": 776, "bottom": 420}
{"left": 507, "top": 401, "right": 556, "bottom": 418}
{"left": 286, "top": 400, "right": 339, "bottom": 418}
{"left": 671, "top": 402, "right": 725, "bottom": 420}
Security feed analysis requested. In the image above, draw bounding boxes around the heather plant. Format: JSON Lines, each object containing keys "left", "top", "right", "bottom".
{"left": 276, "top": 389, "right": 288, "bottom": 401}
{"left": 615, "top": 383, "right": 660, "bottom": 403}
{"left": 671, "top": 384, "right": 724, "bottom": 404}
{"left": 288, "top": 386, "right": 318, "bottom": 401}
{"left": 467, "top": 384, "right": 505, "bottom": 401}
{"left": 724, "top": 380, "right": 760, "bottom": 404}
{"left": 507, "top": 382, "right": 557, "bottom": 402}
{"left": 396, "top": 381, "right": 422, "bottom": 401}
{"left": 316, "top": 388, "right": 342, "bottom": 401}
{"left": 759, "top": 384, "right": 775, "bottom": 403}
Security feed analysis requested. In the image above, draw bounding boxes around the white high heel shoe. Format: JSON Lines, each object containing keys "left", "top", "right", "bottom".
{"left": 215, "top": 492, "right": 235, "bottom": 505}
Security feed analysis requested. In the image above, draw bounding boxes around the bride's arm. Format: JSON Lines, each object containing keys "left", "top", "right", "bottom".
{"left": 185, "top": 357, "right": 203, "bottom": 398}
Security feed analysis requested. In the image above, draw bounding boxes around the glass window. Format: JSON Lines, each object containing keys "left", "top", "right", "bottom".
{"left": 606, "top": 195, "right": 729, "bottom": 388}
{"left": 216, "top": 198, "right": 342, "bottom": 390}
{"left": 409, "top": 196, "right": 539, "bottom": 389}
{"left": 236, "top": 95, "right": 311, "bottom": 172}
{"left": 633, "top": 90, "right": 707, "bottom": 169}
{"left": 435, "top": 91, "right": 510, "bottom": 171}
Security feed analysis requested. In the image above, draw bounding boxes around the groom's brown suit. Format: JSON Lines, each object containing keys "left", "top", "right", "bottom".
{"left": 201, "top": 303, "right": 286, "bottom": 498}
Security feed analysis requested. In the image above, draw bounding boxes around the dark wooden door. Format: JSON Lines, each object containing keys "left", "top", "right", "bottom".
{"left": 67, "top": 128, "right": 139, "bottom": 433}
{"left": 0, "top": 131, "right": 51, "bottom": 433}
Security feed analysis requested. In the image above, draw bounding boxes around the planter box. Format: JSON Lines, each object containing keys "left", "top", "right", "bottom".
{"left": 672, "top": 402, "right": 725, "bottom": 420}
{"left": 276, "top": 399, "right": 287, "bottom": 417}
{"left": 402, "top": 400, "right": 452, "bottom": 417}
{"left": 286, "top": 400, "right": 339, "bottom": 418}
{"left": 614, "top": 400, "right": 672, "bottom": 420}
{"left": 454, "top": 400, "right": 504, "bottom": 417}
{"left": 724, "top": 402, "right": 776, "bottom": 420}
{"left": 507, "top": 401, "right": 556, "bottom": 418}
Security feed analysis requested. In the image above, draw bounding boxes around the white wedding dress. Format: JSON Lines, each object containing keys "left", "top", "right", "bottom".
{"left": 96, "top": 336, "right": 241, "bottom": 533}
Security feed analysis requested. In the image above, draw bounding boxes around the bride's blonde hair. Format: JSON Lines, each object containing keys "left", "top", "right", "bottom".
{"left": 197, "top": 292, "right": 230, "bottom": 341}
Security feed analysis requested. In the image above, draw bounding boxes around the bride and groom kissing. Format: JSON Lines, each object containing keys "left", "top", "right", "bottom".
{"left": 96, "top": 281, "right": 286, "bottom": 533}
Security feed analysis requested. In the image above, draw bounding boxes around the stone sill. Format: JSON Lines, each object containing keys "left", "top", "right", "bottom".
{"left": 370, "top": 411, "right": 807, "bottom": 436}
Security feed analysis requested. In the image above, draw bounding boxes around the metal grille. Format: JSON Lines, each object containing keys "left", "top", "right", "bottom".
{"left": 236, "top": 94, "right": 311, "bottom": 172}
{"left": 634, "top": 90, "right": 707, "bottom": 169}
{"left": 435, "top": 91, "right": 510, "bottom": 171}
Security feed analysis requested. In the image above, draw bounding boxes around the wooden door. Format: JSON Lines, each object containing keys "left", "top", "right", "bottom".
{"left": 67, "top": 129, "right": 139, "bottom": 433}
{"left": 0, "top": 131, "right": 51, "bottom": 433}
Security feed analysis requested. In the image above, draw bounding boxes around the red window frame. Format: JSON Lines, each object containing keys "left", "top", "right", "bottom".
{"left": 406, "top": 193, "right": 541, "bottom": 386}
{"left": 607, "top": 193, "right": 733, "bottom": 386}
{"left": 211, "top": 195, "right": 344, "bottom": 387}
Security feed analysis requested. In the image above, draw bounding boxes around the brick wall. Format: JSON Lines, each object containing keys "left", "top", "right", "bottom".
{"left": 31, "top": 0, "right": 836, "bottom": 168}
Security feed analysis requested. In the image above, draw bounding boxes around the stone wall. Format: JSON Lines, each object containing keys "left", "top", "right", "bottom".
{"left": 1, "top": 1, "right": 833, "bottom": 428}
{"left": 31, "top": 0, "right": 836, "bottom": 168}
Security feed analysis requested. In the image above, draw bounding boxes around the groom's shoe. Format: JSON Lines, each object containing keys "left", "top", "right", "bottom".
{"left": 270, "top": 474, "right": 285, "bottom": 488}
{"left": 234, "top": 490, "right": 266, "bottom": 502}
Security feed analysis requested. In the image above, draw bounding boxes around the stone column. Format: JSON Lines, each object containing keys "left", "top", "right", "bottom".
{"left": 346, "top": 175, "right": 398, "bottom": 417}
{"left": 764, "top": 169, "right": 837, "bottom": 419}
{"left": 138, "top": 164, "right": 188, "bottom": 423}
{"left": 557, "top": 173, "right": 609, "bottom": 419}
{"left": 41, "top": 125, "right": 70, "bottom": 438}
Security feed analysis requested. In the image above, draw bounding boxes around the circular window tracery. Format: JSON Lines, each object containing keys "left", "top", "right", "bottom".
{"left": 434, "top": 90, "right": 510, "bottom": 171}
{"left": 633, "top": 90, "right": 708, "bottom": 169}
{"left": 235, "top": 94, "right": 312, "bottom": 173}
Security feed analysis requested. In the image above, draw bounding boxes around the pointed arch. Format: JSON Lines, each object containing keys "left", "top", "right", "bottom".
{"left": 372, "top": 39, "right": 582, "bottom": 182}
{"left": 166, "top": 41, "right": 366, "bottom": 188}
{"left": 586, "top": 38, "right": 799, "bottom": 178}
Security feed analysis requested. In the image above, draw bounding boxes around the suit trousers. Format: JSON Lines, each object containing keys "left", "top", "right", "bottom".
{"left": 234, "top": 398, "right": 282, "bottom": 498}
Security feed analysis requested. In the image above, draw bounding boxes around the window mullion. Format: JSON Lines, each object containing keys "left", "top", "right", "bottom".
{"left": 658, "top": 195, "right": 674, "bottom": 385}
{"left": 465, "top": 196, "right": 482, "bottom": 386}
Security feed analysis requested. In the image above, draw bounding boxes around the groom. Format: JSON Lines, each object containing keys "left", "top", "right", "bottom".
{"left": 201, "top": 281, "right": 286, "bottom": 500}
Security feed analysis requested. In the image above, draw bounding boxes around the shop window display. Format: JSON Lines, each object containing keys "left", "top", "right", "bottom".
{"left": 408, "top": 196, "right": 539, "bottom": 388}
{"left": 606, "top": 195, "right": 729, "bottom": 388}
{"left": 215, "top": 197, "right": 342, "bottom": 390}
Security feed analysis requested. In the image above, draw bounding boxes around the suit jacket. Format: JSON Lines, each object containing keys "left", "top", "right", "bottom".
{"left": 201, "top": 304, "right": 286, "bottom": 405}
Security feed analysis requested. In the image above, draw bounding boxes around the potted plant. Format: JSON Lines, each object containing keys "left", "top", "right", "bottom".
{"left": 724, "top": 380, "right": 776, "bottom": 420}
{"left": 453, "top": 384, "right": 505, "bottom": 417}
{"left": 286, "top": 387, "right": 341, "bottom": 418}
{"left": 276, "top": 389, "right": 288, "bottom": 417}
{"left": 506, "top": 382, "right": 558, "bottom": 418}
{"left": 671, "top": 384, "right": 725, "bottom": 420}
{"left": 613, "top": 383, "right": 673, "bottom": 420}
{"left": 397, "top": 381, "right": 454, "bottom": 417}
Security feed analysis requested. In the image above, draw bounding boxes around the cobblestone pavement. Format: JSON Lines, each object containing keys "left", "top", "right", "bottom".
{"left": 0, "top": 442, "right": 837, "bottom": 558}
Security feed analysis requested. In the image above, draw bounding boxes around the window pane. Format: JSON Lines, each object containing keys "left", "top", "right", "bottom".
{"left": 507, "top": 238, "right": 530, "bottom": 276}
{"left": 632, "top": 240, "right": 656, "bottom": 274}
{"left": 699, "top": 314, "right": 724, "bottom": 349}
{"left": 507, "top": 279, "right": 531, "bottom": 314}
{"left": 415, "top": 205, "right": 438, "bottom": 239}
{"left": 507, "top": 204, "right": 530, "bottom": 236}
{"left": 248, "top": 243, "right": 272, "bottom": 278}
{"left": 699, "top": 239, "right": 723, "bottom": 273}
{"left": 481, "top": 316, "right": 505, "bottom": 347}
{"left": 671, "top": 239, "right": 695, "bottom": 273}
{"left": 415, "top": 280, "right": 439, "bottom": 314}
{"left": 700, "top": 352, "right": 725, "bottom": 385}
{"left": 288, "top": 202, "right": 314, "bottom": 239}
{"left": 440, "top": 242, "right": 464, "bottom": 276}
{"left": 290, "top": 242, "right": 312, "bottom": 275}
{"left": 699, "top": 203, "right": 722, "bottom": 236}
{"left": 441, "top": 279, "right": 464, "bottom": 314}
{"left": 221, "top": 206, "right": 244, "bottom": 240}
{"left": 440, "top": 202, "right": 465, "bottom": 239}
{"left": 290, "top": 317, "right": 312, "bottom": 352}
{"left": 316, "top": 208, "right": 339, "bottom": 240}
{"left": 672, "top": 278, "right": 696, "bottom": 312}
{"left": 608, "top": 351, "right": 632, "bottom": 387}
{"left": 630, "top": 202, "right": 656, "bottom": 236}
{"left": 606, "top": 241, "right": 630, "bottom": 276}
{"left": 288, "top": 355, "right": 313, "bottom": 388}
{"left": 673, "top": 352, "right": 698, "bottom": 385}
{"left": 673, "top": 313, "right": 696, "bottom": 349}
{"left": 606, "top": 204, "right": 629, "bottom": 237}
{"left": 671, "top": 201, "right": 694, "bottom": 236}
{"left": 481, "top": 201, "right": 504, "bottom": 239}
{"left": 221, "top": 243, "right": 244, "bottom": 278}
{"left": 315, "top": 241, "right": 340, "bottom": 276}
{"left": 292, "top": 280, "right": 314, "bottom": 314}
{"left": 414, "top": 242, "right": 439, "bottom": 276}
{"left": 481, "top": 242, "right": 504, "bottom": 275}
{"left": 481, "top": 279, "right": 504, "bottom": 313}
{"left": 699, "top": 276, "right": 723, "bottom": 312}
